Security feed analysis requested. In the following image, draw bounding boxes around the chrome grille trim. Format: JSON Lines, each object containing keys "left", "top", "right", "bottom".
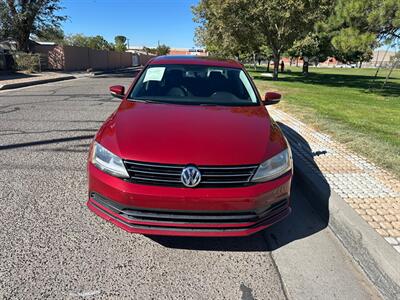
{"left": 125, "top": 161, "right": 183, "bottom": 168}
{"left": 127, "top": 169, "right": 180, "bottom": 176}
{"left": 123, "top": 160, "right": 259, "bottom": 187}
{"left": 130, "top": 176, "right": 180, "bottom": 183}
{"left": 202, "top": 173, "right": 253, "bottom": 177}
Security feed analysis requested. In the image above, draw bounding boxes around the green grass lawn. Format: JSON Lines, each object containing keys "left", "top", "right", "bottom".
{"left": 249, "top": 66, "right": 400, "bottom": 178}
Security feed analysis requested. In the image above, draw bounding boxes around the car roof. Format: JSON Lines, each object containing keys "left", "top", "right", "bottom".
{"left": 148, "top": 55, "right": 243, "bottom": 69}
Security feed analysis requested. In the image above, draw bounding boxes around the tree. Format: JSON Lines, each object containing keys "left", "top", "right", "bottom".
{"left": 0, "top": 0, "right": 66, "bottom": 51}
{"left": 328, "top": 0, "right": 400, "bottom": 41}
{"left": 87, "top": 35, "right": 113, "bottom": 51}
{"left": 65, "top": 34, "right": 113, "bottom": 50}
{"left": 193, "top": 0, "right": 333, "bottom": 80}
{"left": 331, "top": 28, "right": 376, "bottom": 65}
{"left": 322, "top": 0, "right": 400, "bottom": 66}
{"left": 192, "top": 0, "right": 261, "bottom": 60}
{"left": 290, "top": 35, "right": 319, "bottom": 74}
{"left": 35, "top": 26, "right": 64, "bottom": 43}
{"left": 114, "top": 35, "right": 127, "bottom": 52}
{"left": 65, "top": 33, "right": 88, "bottom": 47}
{"left": 143, "top": 46, "right": 157, "bottom": 55}
{"left": 286, "top": 47, "right": 299, "bottom": 67}
{"left": 288, "top": 33, "right": 333, "bottom": 73}
{"left": 156, "top": 44, "right": 170, "bottom": 55}
{"left": 0, "top": 1, "right": 11, "bottom": 40}
{"left": 142, "top": 45, "right": 170, "bottom": 56}
{"left": 260, "top": 45, "right": 273, "bottom": 71}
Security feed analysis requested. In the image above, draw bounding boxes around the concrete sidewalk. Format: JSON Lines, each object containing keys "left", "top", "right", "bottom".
{"left": 270, "top": 107, "right": 400, "bottom": 298}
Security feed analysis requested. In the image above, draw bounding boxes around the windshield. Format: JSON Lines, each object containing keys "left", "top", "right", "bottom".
{"left": 129, "top": 64, "right": 259, "bottom": 106}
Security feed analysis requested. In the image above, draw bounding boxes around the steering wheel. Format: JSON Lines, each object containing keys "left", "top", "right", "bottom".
{"left": 167, "top": 86, "right": 190, "bottom": 97}
{"left": 210, "top": 91, "right": 236, "bottom": 100}
{"left": 167, "top": 86, "right": 187, "bottom": 97}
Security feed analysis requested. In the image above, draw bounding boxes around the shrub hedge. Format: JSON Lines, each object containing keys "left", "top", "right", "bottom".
{"left": 13, "top": 52, "right": 41, "bottom": 73}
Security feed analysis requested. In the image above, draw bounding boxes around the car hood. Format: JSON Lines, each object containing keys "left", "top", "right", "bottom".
{"left": 96, "top": 101, "right": 286, "bottom": 165}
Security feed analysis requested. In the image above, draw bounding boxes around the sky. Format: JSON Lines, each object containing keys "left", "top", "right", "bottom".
{"left": 61, "top": 0, "right": 199, "bottom": 48}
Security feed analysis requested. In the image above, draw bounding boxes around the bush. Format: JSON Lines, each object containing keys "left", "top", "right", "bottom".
{"left": 13, "top": 52, "right": 41, "bottom": 73}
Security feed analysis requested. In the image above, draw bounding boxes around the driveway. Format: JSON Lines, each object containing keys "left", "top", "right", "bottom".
{"left": 0, "top": 71, "right": 380, "bottom": 299}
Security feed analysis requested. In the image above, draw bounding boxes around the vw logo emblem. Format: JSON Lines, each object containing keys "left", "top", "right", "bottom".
{"left": 181, "top": 166, "right": 201, "bottom": 187}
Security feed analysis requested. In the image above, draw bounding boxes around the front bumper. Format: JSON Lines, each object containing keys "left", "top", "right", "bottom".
{"left": 88, "top": 163, "right": 292, "bottom": 237}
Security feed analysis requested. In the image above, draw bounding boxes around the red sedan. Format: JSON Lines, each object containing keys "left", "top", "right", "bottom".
{"left": 87, "top": 56, "right": 293, "bottom": 237}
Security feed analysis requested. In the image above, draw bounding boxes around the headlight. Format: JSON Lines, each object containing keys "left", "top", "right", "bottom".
{"left": 252, "top": 147, "right": 292, "bottom": 182}
{"left": 91, "top": 142, "right": 129, "bottom": 178}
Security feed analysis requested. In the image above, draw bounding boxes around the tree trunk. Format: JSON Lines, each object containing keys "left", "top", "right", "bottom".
{"left": 272, "top": 54, "right": 280, "bottom": 80}
{"left": 296, "top": 58, "right": 299, "bottom": 67}
{"left": 17, "top": 31, "right": 31, "bottom": 52}
{"left": 267, "top": 59, "right": 270, "bottom": 72}
{"left": 359, "top": 61, "right": 362, "bottom": 68}
{"left": 302, "top": 56, "right": 309, "bottom": 75}
{"left": 253, "top": 52, "right": 257, "bottom": 70}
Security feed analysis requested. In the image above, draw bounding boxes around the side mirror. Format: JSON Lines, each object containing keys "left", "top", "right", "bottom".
{"left": 263, "top": 92, "right": 281, "bottom": 105}
{"left": 109, "top": 85, "right": 125, "bottom": 99}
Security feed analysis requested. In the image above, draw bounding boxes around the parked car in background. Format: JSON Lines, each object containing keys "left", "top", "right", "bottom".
{"left": 87, "top": 56, "right": 293, "bottom": 237}
{"left": 337, "top": 63, "right": 357, "bottom": 68}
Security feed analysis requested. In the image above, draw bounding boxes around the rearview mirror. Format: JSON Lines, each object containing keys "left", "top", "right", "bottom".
{"left": 263, "top": 92, "right": 281, "bottom": 105}
{"left": 110, "top": 85, "right": 125, "bottom": 99}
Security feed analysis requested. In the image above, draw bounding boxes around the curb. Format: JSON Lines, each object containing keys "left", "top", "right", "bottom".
{"left": 0, "top": 67, "right": 140, "bottom": 90}
{"left": 0, "top": 75, "right": 76, "bottom": 90}
{"left": 289, "top": 137, "right": 400, "bottom": 299}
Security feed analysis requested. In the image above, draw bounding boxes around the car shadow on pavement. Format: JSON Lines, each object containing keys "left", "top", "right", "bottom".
{"left": 149, "top": 123, "right": 331, "bottom": 252}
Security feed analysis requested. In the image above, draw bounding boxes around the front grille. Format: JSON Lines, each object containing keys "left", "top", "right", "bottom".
{"left": 123, "top": 160, "right": 259, "bottom": 188}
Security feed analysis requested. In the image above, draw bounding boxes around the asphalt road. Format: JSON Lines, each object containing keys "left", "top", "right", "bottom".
{"left": 0, "top": 72, "right": 381, "bottom": 299}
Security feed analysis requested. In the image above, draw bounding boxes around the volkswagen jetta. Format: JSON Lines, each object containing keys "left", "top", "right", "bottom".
{"left": 87, "top": 56, "right": 293, "bottom": 237}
